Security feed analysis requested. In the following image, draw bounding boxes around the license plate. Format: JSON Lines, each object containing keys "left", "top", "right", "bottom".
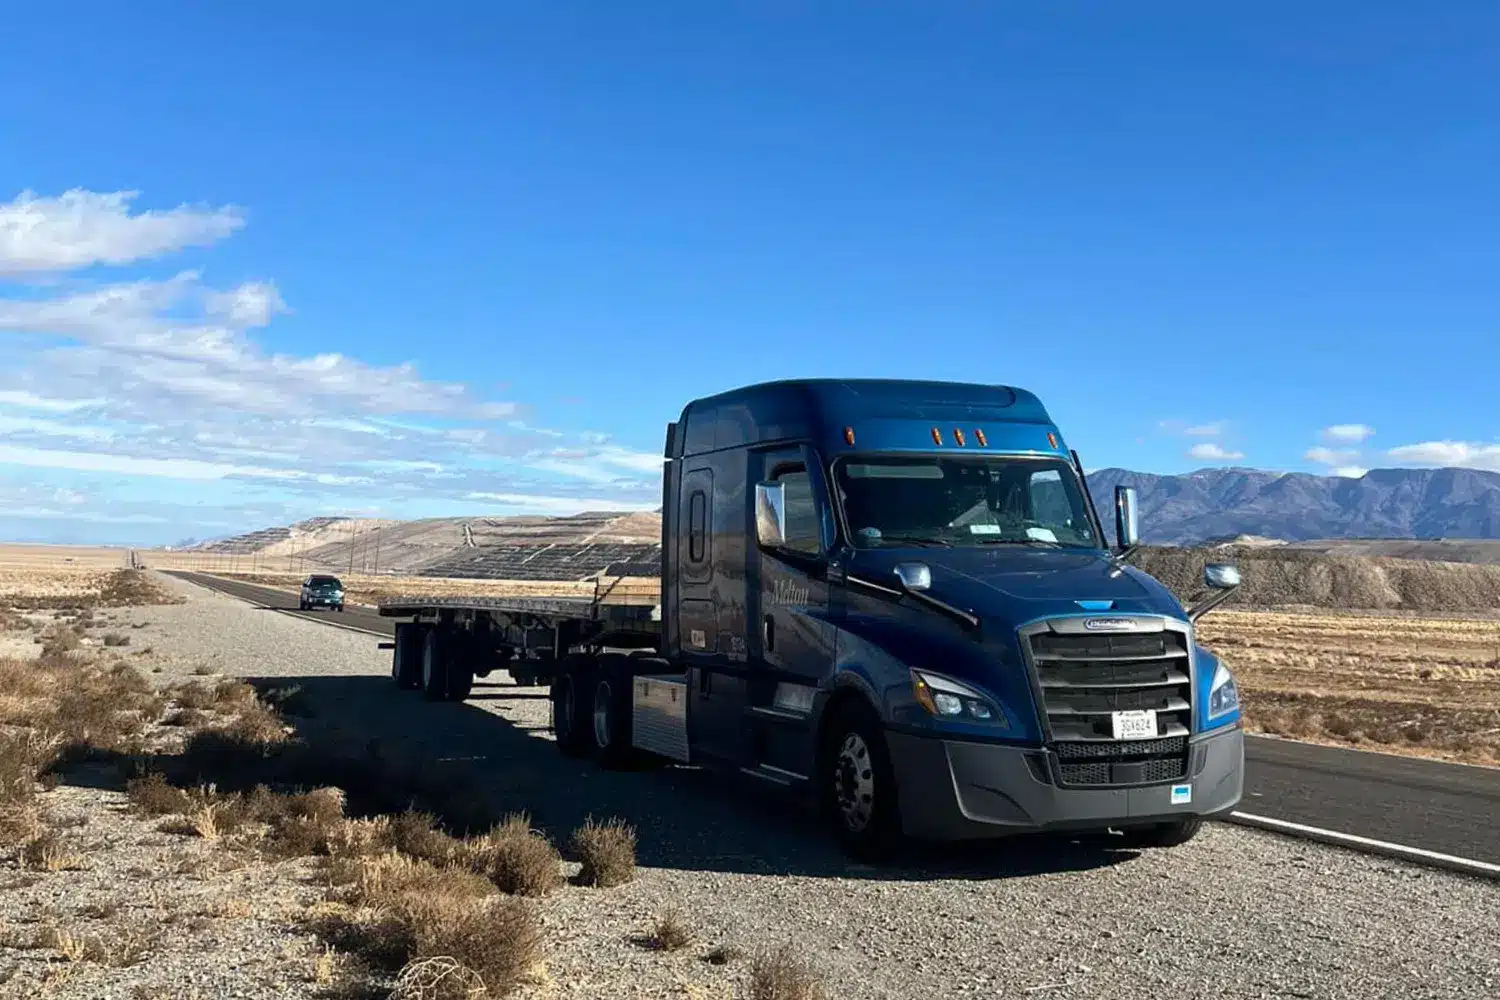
{"left": 1111, "top": 709, "right": 1158, "bottom": 740}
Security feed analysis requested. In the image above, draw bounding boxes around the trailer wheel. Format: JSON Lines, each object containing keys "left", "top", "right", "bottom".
{"left": 391, "top": 622, "right": 423, "bottom": 690}
{"left": 1116, "top": 818, "right": 1202, "bottom": 848}
{"left": 445, "top": 655, "right": 474, "bottom": 702}
{"left": 819, "top": 700, "right": 902, "bottom": 861}
{"left": 591, "top": 654, "right": 636, "bottom": 769}
{"left": 550, "top": 654, "right": 596, "bottom": 757}
{"left": 421, "top": 628, "right": 450, "bottom": 701}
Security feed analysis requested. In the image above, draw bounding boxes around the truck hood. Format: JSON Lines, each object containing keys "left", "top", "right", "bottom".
{"left": 845, "top": 546, "right": 1185, "bottom": 625}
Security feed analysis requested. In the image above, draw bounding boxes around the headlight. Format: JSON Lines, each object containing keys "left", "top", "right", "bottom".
{"left": 910, "top": 669, "right": 1007, "bottom": 727}
{"left": 1208, "top": 660, "right": 1239, "bottom": 719}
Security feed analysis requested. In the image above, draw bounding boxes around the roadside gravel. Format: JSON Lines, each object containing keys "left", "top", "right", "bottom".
{"left": 99, "top": 574, "right": 1500, "bottom": 998}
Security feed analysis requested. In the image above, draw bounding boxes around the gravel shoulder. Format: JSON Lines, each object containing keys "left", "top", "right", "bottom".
{"left": 58, "top": 574, "right": 1500, "bottom": 998}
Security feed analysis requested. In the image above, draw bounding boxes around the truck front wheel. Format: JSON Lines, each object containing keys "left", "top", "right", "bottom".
{"left": 819, "top": 702, "right": 901, "bottom": 861}
{"left": 1117, "top": 818, "right": 1202, "bottom": 848}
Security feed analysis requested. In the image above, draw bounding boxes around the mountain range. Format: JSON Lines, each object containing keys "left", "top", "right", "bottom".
{"left": 1084, "top": 466, "right": 1500, "bottom": 545}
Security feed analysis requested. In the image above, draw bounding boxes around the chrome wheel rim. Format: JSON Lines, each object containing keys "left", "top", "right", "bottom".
{"left": 835, "top": 732, "right": 875, "bottom": 833}
{"left": 593, "top": 680, "right": 612, "bottom": 748}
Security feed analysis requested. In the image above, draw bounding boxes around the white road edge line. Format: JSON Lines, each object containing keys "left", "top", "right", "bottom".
{"left": 1229, "top": 811, "right": 1500, "bottom": 880}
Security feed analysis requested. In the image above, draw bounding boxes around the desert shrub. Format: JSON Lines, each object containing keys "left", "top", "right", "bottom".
{"left": 648, "top": 905, "right": 693, "bottom": 952}
{"left": 750, "top": 945, "right": 827, "bottom": 1000}
{"left": 102, "top": 633, "right": 130, "bottom": 647}
{"left": 126, "top": 772, "right": 194, "bottom": 817}
{"left": 464, "top": 813, "right": 563, "bottom": 898}
{"left": 571, "top": 816, "right": 636, "bottom": 888}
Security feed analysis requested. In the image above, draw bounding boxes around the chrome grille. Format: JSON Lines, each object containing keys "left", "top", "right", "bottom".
{"left": 1024, "top": 620, "right": 1193, "bottom": 788}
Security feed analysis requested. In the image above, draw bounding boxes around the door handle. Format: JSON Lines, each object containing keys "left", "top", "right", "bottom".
{"left": 763, "top": 614, "right": 775, "bottom": 652}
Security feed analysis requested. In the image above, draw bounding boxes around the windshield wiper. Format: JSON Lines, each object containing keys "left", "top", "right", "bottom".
{"left": 973, "top": 537, "right": 1066, "bottom": 548}
{"left": 875, "top": 534, "right": 952, "bottom": 548}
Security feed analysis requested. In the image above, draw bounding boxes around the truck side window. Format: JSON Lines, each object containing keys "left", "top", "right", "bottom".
{"left": 688, "top": 490, "right": 708, "bottom": 563}
{"left": 775, "top": 466, "right": 821, "bottom": 555}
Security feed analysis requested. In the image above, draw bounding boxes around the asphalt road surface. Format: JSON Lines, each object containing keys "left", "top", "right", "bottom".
{"left": 168, "top": 571, "right": 1500, "bottom": 870}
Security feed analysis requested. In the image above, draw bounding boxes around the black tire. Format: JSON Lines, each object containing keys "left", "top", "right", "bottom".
{"left": 392, "top": 622, "right": 424, "bottom": 690}
{"left": 819, "top": 700, "right": 902, "bottom": 861}
{"left": 550, "top": 654, "right": 596, "bottom": 757}
{"left": 298, "top": 600, "right": 307, "bottom": 611}
{"left": 336, "top": 604, "right": 344, "bottom": 613}
{"left": 446, "top": 660, "right": 474, "bottom": 702}
{"left": 1117, "top": 818, "right": 1203, "bottom": 848}
{"left": 591, "top": 654, "right": 636, "bottom": 769}
{"left": 421, "top": 627, "right": 450, "bottom": 701}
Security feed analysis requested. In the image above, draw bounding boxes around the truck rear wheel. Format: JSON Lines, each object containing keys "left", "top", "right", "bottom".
{"left": 1117, "top": 818, "right": 1202, "bottom": 848}
{"left": 591, "top": 654, "right": 636, "bottom": 769}
{"left": 819, "top": 701, "right": 902, "bottom": 861}
{"left": 392, "top": 622, "right": 423, "bottom": 690}
{"left": 550, "top": 654, "right": 596, "bottom": 757}
{"left": 421, "top": 628, "right": 450, "bottom": 701}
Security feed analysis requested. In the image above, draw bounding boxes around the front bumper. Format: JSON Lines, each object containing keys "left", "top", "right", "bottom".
{"left": 887, "top": 724, "right": 1244, "bottom": 841}
{"left": 303, "top": 595, "right": 343, "bottom": 606}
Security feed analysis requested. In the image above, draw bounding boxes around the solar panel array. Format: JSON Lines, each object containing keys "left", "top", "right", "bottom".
{"left": 420, "top": 541, "right": 663, "bottom": 581}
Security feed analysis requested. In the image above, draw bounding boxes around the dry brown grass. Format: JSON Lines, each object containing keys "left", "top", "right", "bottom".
{"left": 570, "top": 816, "right": 637, "bottom": 888}
{"left": 0, "top": 559, "right": 180, "bottom": 610}
{"left": 749, "top": 945, "right": 826, "bottom": 1000}
{"left": 1198, "top": 608, "right": 1500, "bottom": 765}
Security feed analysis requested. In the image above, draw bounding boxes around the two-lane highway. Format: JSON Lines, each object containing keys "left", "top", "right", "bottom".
{"left": 168, "top": 570, "right": 1500, "bottom": 874}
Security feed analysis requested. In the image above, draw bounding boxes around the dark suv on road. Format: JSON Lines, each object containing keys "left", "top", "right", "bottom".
{"left": 299, "top": 574, "right": 345, "bottom": 612}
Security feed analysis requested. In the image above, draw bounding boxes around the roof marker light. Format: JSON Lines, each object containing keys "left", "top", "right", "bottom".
{"left": 931, "top": 427, "right": 943, "bottom": 445}
{"left": 844, "top": 426, "right": 855, "bottom": 445}
{"left": 953, "top": 428, "right": 966, "bottom": 446}
{"left": 974, "top": 428, "right": 988, "bottom": 447}
{"left": 1047, "top": 431, "right": 1058, "bottom": 449}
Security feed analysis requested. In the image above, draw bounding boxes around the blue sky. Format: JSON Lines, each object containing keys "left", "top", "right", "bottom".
{"left": 1, "top": 2, "right": 1496, "bottom": 545}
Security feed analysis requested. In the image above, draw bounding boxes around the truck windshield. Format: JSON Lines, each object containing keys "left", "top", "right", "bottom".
{"left": 832, "top": 454, "right": 1101, "bottom": 550}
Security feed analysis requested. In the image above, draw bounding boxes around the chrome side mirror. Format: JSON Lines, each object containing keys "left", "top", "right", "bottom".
{"left": 754, "top": 481, "right": 787, "bottom": 548}
{"left": 894, "top": 561, "right": 932, "bottom": 592}
{"left": 1114, "top": 485, "right": 1139, "bottom": 552}
{"left": 1204, "top": 563, "right": 1241, "bottom": 590}
{"left": 1190, "top": 561, "right": 1242, "bottom": 621}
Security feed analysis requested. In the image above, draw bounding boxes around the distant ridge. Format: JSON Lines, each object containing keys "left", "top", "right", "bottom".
{"left": 1085, "top": 466, "right": 1500, "bottom": 545}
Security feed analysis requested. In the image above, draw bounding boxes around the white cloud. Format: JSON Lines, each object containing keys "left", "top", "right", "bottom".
{"left": 0, "top": 442, "right": 371, "bottom": 485}
{"left": 205, "top": 281, "right": 286, "bottom": 327}
{"left": 0, "top": 187, "right": 668, "bottom": 540}
{"left": 0, "top": 189, "right": 244, "bottom": 276}
{"left": 1331, "top": 466, "right": 1368, "bottom": 478}
{"left": 1323, "top": 423, "right": 1374, "bottom": 443}
{"left": 462, "top": 491, "right": 660, "bottom": 514}
{"left": 1304, "top": 446, "right": 1359, "bottom": 466}
{"left": 1159, "top": 418, "right": 1228, "bottom": 438}
{"left": 1386, "top": 441, "right": 1500, "bottom": 472}
{"left": 1188, "top": 442, "right": 1245, "bottom": 462}
{"left": 0, "top": 390, "right": 106, "bottom": 412}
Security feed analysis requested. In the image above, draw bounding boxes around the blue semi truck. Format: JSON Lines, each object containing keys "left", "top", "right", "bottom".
{"left": 378, "top": 379, "right": 1246, "bottom": 857}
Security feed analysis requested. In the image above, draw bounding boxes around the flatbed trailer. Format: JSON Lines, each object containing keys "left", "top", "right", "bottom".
{"left": 376, "top": 575, "right": 666, "bottom": 692}
{"left": 377, "top": 378, "right": 1247, "bottom": 859}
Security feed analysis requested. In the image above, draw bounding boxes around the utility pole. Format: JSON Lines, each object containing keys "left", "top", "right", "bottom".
{"left": 347, "top": 521, "right": 357, "bottom": 576}
{"left": 372, "top": 524, "right": 382, "bottom": 576}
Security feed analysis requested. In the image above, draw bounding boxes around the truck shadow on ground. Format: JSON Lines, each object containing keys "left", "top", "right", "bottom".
{"left": 243, "top": 673, "right": 1144, "bottom": 884}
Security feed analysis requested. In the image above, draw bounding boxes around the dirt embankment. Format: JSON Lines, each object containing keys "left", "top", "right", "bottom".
{"left": 1137, "top": 546, "right": 1500, "bottom": 613}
